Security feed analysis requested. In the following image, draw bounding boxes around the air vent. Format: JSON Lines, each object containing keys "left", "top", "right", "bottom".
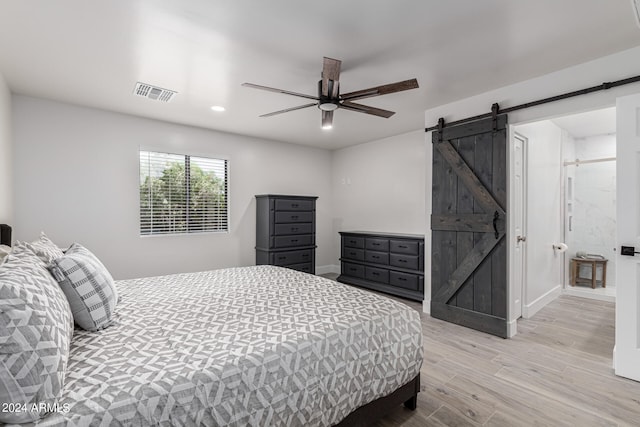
{"left": 634, "top": 0, "right": 640, "bottom": 29}
{"left": 133, "top": 82, "right": 177, "bottom": 102}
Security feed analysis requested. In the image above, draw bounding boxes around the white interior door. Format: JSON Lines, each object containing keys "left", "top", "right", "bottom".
{"left": 615, "top": 92, "right": 640, "bottom": 381}
{"left": 511, "top": 133, "right": 526, "bottom": 320}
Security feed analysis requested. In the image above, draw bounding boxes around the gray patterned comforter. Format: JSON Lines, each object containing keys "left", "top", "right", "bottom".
{"left": 28, "top": 265, "right": 423, "bottom": 426}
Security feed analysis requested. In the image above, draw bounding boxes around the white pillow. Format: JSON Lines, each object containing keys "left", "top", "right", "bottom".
{"left": 0, "top": 244, "right": 10, "bottom": 265}
{"left": 24, "top": 232, "right": 65, "bottom": 263}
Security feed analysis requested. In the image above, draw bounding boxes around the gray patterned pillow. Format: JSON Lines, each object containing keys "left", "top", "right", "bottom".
{"left": 0, "top": 244, "right": 74, "bottom": 424}
{"left": 24, "top": 232, "right": 65, "bottom": 263}
{"left": 48, "top": 243, "right": 118, "bottom": 331}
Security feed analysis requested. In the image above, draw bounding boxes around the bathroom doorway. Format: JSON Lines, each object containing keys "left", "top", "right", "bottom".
{"left": 557, "top": 107, "right": 616, "bottom": 301}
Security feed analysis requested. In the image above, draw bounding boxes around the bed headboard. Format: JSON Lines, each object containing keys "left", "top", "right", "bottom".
{"left": 0, "top": 224, "right": 11, "bottom": 246}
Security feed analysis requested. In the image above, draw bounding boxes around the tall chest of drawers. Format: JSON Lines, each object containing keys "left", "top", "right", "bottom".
{"left": 255, "top": 195, "right": 318, "bottom": 274}
{"left": 338, "top": 231, "right": 424, "bottom": 301}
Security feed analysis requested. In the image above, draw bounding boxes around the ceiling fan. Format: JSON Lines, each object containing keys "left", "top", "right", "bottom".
{"left": 242, "top": 57, "right": 419, "bottom": 129}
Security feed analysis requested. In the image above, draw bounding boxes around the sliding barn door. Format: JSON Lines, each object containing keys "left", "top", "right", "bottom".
{"left": 431, "top": 115, "right": 508, "bottom": 337}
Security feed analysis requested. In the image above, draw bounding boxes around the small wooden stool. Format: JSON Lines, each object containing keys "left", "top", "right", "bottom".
{"left": 570, "top": 257, "right": 607, "bottom": 289}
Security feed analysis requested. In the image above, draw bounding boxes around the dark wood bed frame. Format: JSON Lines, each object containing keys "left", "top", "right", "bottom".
{"left": 0, "top": 224, "right": 11, "bottom": 246}
{"left": 336, "top": 374, "right": 420, "bottom": 426}
{"left": 0, "top": 224, "right": 420, "bottom": 425}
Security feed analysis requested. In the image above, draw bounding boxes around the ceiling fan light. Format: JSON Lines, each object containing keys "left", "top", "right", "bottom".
{"left": 319, "top": 102, "right": 338, "bottom": 111}
{"left": 322, "top": 124, "right": 333, "bottom": 130}
{"left": 210, "top": 105, "right": 226, "bottom": 112}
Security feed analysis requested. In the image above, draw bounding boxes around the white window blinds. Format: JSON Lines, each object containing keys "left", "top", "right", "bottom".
{"left": 139, "top": 150, "right": 228, "bottom": 235}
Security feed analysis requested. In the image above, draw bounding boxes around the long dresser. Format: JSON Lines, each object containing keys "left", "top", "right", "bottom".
{"left": 255, "top": 195, "right": 318, "bottom": 274}
{"left": 338, "top": 231, "right": 424, "bottom": 301}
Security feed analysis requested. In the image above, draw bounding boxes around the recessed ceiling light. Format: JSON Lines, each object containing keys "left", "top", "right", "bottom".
{"left": 210, "top": 106, "right": 226, "bottom": 112}
{"left": 322, "top": 124, "right": 333, "bottom": 130}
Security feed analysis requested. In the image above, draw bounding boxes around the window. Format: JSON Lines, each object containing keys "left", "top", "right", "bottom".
{"left": 139, "top": 150, "right": 228, "bottom": 235}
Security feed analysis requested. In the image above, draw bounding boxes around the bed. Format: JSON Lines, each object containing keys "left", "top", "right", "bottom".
{"left": 0, "top": 227, "right": 423, "bottom": 426}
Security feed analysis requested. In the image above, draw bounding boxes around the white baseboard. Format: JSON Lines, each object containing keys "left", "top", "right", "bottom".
{"left": 523, "top": 285, "right": 561, "bottom": 318}
{"left": 562, "top": 286, "right": 615, "bottom": 303}
{"left": 316, "top": 264, "right": 340, "bottom": 275}
{"left": 423, "top": 299, "right": 430, "bottom": 315}
{"left": 612, "top": 345, "right": 616, "bottom": 370}
{"left": 507, "top": 319, "right": 518, "bottom": 337}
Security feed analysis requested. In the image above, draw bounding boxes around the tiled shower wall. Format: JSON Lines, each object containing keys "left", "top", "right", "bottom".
{"left": 566, "top": 134, "right": 616, "bottom": 286}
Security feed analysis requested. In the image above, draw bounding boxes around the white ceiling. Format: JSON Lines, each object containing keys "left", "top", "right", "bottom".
{"left": 552, "top": 107, "right": 617, "bottom": 139}
{"left": 0, "top": 1, "right": 638, "bottom": 150}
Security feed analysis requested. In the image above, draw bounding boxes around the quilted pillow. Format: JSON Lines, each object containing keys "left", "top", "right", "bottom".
{"left": 48, "top": 243, "right": 118, "bottom": 331}
{"left": 24, "top": 232, "right": 65, "bottom": 263}
{"left": 0, "top": 244, "right": 74, "bottom": 424}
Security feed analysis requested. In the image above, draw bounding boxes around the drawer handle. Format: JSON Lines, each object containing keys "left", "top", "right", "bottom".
{"left": 349, "top": 251, "right": 356, "bottom": 256}
{"left": 399, "top": 277, "right": 407, "bottom": 281}
{"left": 292, "top": 203, "right": 299, "bottom": 208}
{"left": 373, "top": 243, "right": 381, "bottom": 246}
{"left": 278, "top": 256, "right": 286, "bottom": 260}
{"left": 291, "top": 239, "right": 298, "bottom": 243}
{"left": 372, "top": 255, "right": 379, "bottom": 259}
{"left": 372, "top": 272, "right": 379, "bottom": 276}
{"left": 302, "top": 253, "right": 309, "bottom": 258}
{"left": 291, "top": 227, "right": 299, "bottom": 232}
{"left": 399, "top": 245, "right": 408, "bottom": 249}
{"left": 350, "top": 240, "right": 357, "bottom": 244}
{"left": 291, "top": 215, "right": 299, "bottom": 219}
{"left": 399, "top": 259, "right": 408, "bottom": 263}
{"left": 349, "top": 267, "right": 357, "bottom": 272}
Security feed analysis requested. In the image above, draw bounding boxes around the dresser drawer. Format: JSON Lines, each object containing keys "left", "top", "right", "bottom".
{"left": 390, "top": 240, "right": 420, "bottom": 255}
{"left": 390, "top": 254, "right": 419, "bottom": 270}
{"left": 343, "top": 247, "right": 365, "bottom": 261}
{"left": 274, "top": 223, "right": 313, "bottom": 235}
{"left": 288, "top": 262, "right": 313, "bottom": 273}
{"left": 365, "top": 250, "right": 389, "bottom": 265}
{"left": 271, "top": 249, "right": 312, "bottom": 266}
{"left": 275, "top": 199, "right": 314, "bottom": 211}
{"left": 273, "top": 234, "right": 314, "bottom": 248}
{"left": 342, "top": 262, "right": 365, "bottom": 279}
{"left": 389, "top": 271, "right": 421, "bottom": 291}
{"left": 275, "top": 211, "right": 313, "bottom": 223}
{"left": 366, "top": 238, "right": 389, "bottom": 251}
{"left": 343, "top": 236, "right": 365, "bottom": 249}
{"left": 365, "top": 266, "right": 389, "bottom": 284}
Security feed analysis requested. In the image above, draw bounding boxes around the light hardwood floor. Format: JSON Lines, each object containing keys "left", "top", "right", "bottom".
{"left": 322, "top": 274, "right": 640, "bottom": 426}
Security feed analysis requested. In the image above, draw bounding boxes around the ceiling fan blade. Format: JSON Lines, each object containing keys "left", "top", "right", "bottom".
{"left": 322, "top": 57, "right": 342, "bottom": 98}
{"left": 340, "top": 101, "right": 395, "bottom": 118}
{"left": 340, "top": 78, "right": 419, "bottom": 101}
{"left": 242, "top": 83, "right": 319, "bottom": 101}
{"left": 259, "top": 102, "right": 318, "bottom": 117}
{"left": 322, "top": 110, "right": 334, "bottom": 128}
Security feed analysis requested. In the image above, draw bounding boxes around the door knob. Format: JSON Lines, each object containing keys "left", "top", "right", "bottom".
{"left": 517, "top": 236, "right": 526, "bottom": 243}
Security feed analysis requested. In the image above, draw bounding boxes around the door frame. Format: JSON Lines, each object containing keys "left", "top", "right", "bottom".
{"left": 614, "top": 92, "right": 640, "bottom": 380}
{"left": 506, "top": 105, "right": 619, "bottom": 336}
{"left": 508, "top": 131, "right": 528, "bottom": 332}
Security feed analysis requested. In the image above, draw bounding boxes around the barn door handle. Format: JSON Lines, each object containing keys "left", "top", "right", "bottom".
{"left": 493, "top": 211, "right": 499, "bottom": 239}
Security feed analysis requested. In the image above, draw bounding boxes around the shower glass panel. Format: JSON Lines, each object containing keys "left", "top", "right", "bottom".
{"left": 566, "top": 159, "right": 616, "bottom": 287}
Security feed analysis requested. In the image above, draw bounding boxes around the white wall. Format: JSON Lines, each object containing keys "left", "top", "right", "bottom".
{"left": 12, "top": 96, "right": 333, "bottom": 280}
{"left": 515, "top": 121, "right": 564, "bottom": 317}
{"left": 331, "top": 130, "right": 426, "bottom": 269}
{"left": 0, "top": 72, "right": 11, "bottom": 225}
{"left": 424, "top": 45, "right": 640, "bottom": 320}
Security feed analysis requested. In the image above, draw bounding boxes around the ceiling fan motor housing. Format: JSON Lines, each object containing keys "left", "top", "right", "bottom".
{"left": 317, "top": 80, "right": 339, "bottom": 111}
